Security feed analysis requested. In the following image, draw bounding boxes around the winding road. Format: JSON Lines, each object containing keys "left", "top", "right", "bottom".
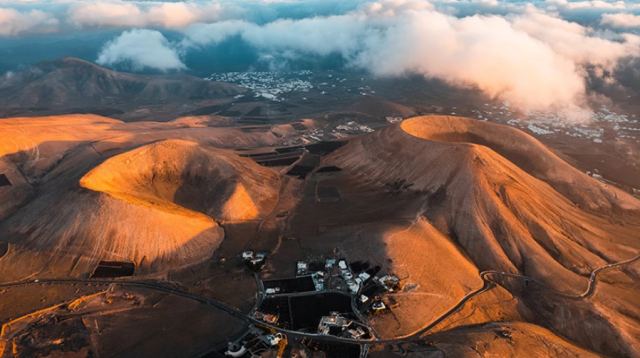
{"left": 1, "top": 253, "right": 638, "bottom": 347}
{"left": 481, "top": 253, "right": 640, "bottom": 300}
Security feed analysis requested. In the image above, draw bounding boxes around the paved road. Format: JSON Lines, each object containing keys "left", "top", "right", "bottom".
{"left": 580, "top": 254, "right": 640, "bottom": 298}
{"left": 1, "top": 254, "right": 638, "bottom": 346}
{"left": 481, "top": 253, "right": 640, "bottom": 300}
{"left": 0, "top": 278, "right": 375, "bottom": 344}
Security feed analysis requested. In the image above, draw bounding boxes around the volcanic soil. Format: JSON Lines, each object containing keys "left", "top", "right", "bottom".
{"left": 0, "top": 114, "right": 638, "bottom": 357}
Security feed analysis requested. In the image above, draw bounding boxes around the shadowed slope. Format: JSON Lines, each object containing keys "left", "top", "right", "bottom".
{"left": 0, "top": 58, "right": 244, "bottom": 119}
{"left": 400, "top": 115, "right": 640, "bottom": 213}
{"left": 420, "top": 322, "right": 600, "bottom": 357}
{"left": 0, "top": 115, "right": 293, "bottom": 279}
{"left": 323, "top": 115, "right": 640, "bottom": 356}
{"left": 0, "top": 140, "right": 281, "bottom": 278}
{"left": 326, "top": 116, "right": 640, "bottom": 281}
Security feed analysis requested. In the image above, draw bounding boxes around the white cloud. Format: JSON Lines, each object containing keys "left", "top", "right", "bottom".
{"left": 4, "top": 0, "right": 640, "bottom": 118}
{"left": 513, "top": 8, "right": 638, "bottom": 70}
{"left": 68, "top": 1, "right": 223, "bottom": 29}
{"left": 182, "top": 20, "right": 250, "bottom": 47}
{"left": 545, "top": 0, "right": 631, "bottom": 10}
{"left": 97, "top": 29, "right": 186, "bottom": 71}
{"left": 68, "top": 2, "right": 142, "bottom": 28}
{"left": 3, "top": 0, "right": 640, "bottom": 32}
{"left": 243, "top": 16, "right": 368, "bottom": 56}
{"left": 601, "top": 13, "right": 640, "bottom": 29}
{"left": 180, "top": 0, "right": 640, "bottom": 115}
{"left": 351, "top": 10, "right": 587, "bottom": 114}
{"left": 0, "top": 7, "right": 58, "bottom": 36}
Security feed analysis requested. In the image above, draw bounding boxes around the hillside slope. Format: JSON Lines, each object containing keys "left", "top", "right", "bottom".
{"left": 0, "top": 114, "right": 295, "bottom": 279}
{"left": 322, "top": 115, "right": 640, "bottom": 356}
{"left": 80, "top": 139, "right": 280, "bottom": 222}
{"left": 0, "top": 58, "right": 244, "bottom": 120}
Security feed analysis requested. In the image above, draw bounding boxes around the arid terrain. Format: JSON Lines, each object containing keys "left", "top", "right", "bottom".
{"left": 0, "top": 108, "right": 638, "bottom": 357}
{"left": 0, "top": 58, "right": 244, "bottom": 121}
{"left": 2, "top": 0, "right": 640, "bottom": 354}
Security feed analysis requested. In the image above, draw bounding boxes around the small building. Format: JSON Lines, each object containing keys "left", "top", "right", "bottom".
{"left": 347, "top": 280, "right": 360, "bottom": 294}
{"left": 358, "top": 272, "right": 371, "bottom": 282}
{"left": 318, "top": 312, "right": 352, "bottom": 335}
{"left": 260, "top": 333, "right": 284, "bottom": 346}
{"left": 379, "top": 275, "right": 400, "bottom": 292}
{"left": 325, "top": 258, "right": 337, "bottom": 269}
{"left": 251, "top": 256, "right": 265, "bottom": 266}
{"left": 338, "top": 260, "right": 348, "bottom": 270}
{"left": 265, "top": 287, "right": 281, "bottom": 295}
{"left": 312, "top": 271, "right": 325, "bottom": 291}
{"left": 359, "top": 295, "right": 369, "bottom": 304}
{"left": 296, "top": 261, "right": 308, "bottom": 276}
{"left": 242, "top": 251, "right": 267, "bottom": 271}
{"left": 347, "top": 327, "right": 367, "bottom": 339}
{"left": 371, "top": 299, "right": 387, "bottom": 312}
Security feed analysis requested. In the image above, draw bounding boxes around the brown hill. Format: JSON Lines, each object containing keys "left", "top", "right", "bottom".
{"left": 325, "top": 115, "right": 639, "bottom": 278}
{"left": 0, "top": 114, "right": 294, "bottom": 279}
{"left": 0, "top": 114, "right": 637, "bottom": 357}
{"left": 346, "top": 96, "right": 417, "bottom": 118}
{"left": 320, "top": 115, "right": 640, "bottom": 356}
{"left": 417, "top": 322, "right": 600, "bottom": 357}
{"left": 80, "top": 139, "right": 280, "bottom": 222}
{"left": 399, "top": 116, "right": 639, "bottom": 213}
{"left": 0, "top": 58, "right": 244, "bottom": 120}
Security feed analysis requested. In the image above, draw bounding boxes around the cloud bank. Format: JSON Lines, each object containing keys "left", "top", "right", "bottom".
{"left": 0, "top": 7, "right": 58, "bottom": 35}
{"left": 601, "top": 13, "right": 640, "bottom": 29}
{"left": 68, "top": 1, "right": 223, "bottom": 29}
{"left": 3, "top": 0, "right": 640, "bottom": 116}
{"left": 4, "top": 0, "right": 639, "bottom": 34}
{"left": 177, "top": 1, "right": 640, "bottom": 115}
{"left": 96, "top": 29, "right": 186, "bottom": 71}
